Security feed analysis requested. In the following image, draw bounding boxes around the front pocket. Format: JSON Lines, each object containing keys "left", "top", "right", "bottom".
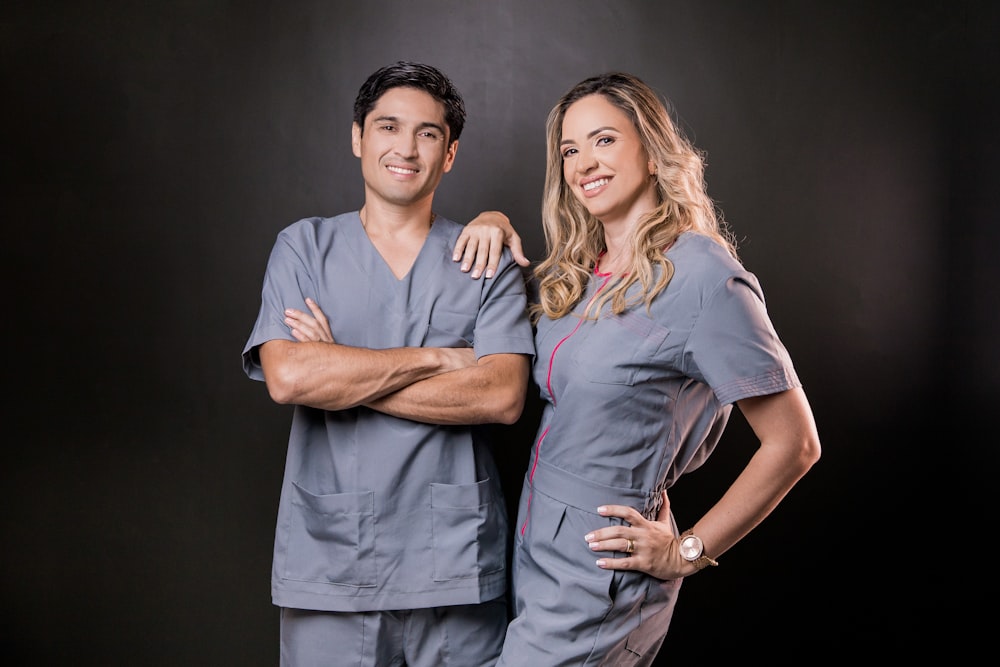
{"left": 284, "top": 482, "right": 377, "bottom": 587}
{"left": 430, "top": 479, "right": 505, "bottom": 581}
{"left": 574, "top": 312, "right": 670, "bottom": 385}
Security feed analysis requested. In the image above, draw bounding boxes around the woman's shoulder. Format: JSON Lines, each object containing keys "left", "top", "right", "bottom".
{"left": 668, "top": 232, "right": 744, "bottom": 277}
{"left": 652, "top": 232, "right": 763, "bottom": 316}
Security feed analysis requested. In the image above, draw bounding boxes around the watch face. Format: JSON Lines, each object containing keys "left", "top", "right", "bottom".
{"left": 679, "top": 535, "right": 703, "bottom": 561}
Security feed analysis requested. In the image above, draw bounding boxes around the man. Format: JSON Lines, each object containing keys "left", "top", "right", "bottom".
{"left": 242, "top": 62, "right": 534, "bottom": 666}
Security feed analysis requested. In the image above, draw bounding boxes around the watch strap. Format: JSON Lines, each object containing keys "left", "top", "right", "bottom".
{"left": 680, "top": 530, "right": 719, "bottom": 570}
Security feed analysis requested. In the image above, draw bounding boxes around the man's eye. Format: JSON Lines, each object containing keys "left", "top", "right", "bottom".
{"left": 379, "top": 124, "right": 396, "bottom": 132}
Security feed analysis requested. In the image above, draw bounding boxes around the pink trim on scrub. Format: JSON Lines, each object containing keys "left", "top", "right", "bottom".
{"left": 520, "top": 270, "right": 614, "bottom": 536}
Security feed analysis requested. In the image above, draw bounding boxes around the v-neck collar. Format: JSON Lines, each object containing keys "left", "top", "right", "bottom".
{"left": 347, "top": 210, "right": 444, "bottom": 288}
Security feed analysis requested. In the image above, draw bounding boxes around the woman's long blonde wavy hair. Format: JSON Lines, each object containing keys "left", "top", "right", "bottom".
{"left": 531, "top": 72, "right": 739, "bottom": 323}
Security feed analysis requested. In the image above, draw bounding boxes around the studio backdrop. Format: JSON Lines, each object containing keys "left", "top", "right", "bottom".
{"left": 3, "top": 1, "right": 997, "bottom": 665}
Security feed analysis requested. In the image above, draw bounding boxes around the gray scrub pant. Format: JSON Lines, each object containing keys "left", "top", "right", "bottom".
{"left": 497, "top": 460, "right": 682, "bottom": 666}
{"left": 279, "top": 597, "right": 507, "bottom": 667}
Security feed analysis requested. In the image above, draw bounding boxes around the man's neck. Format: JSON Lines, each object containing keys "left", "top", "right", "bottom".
{"left": 359, "top": 198, "right": 436, "bottom": 237}
{"left": 358, "top": 200, "right": 437, "bottom": 279}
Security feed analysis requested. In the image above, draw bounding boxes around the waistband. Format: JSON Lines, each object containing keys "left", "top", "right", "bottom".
{"left": 529, "top": 457, "right": 665, "bottom": 520}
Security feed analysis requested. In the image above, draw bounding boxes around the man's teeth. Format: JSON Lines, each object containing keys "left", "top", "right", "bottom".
{"left": 388, "top": 166, "right": 417, "bottom": 174}
{"left": 583, "top": 178, "right": 608, "bottom": 191}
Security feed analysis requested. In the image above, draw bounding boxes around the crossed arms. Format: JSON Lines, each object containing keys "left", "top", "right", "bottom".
{"left": 259, "top": 298, "right": 530, "bottom": 426}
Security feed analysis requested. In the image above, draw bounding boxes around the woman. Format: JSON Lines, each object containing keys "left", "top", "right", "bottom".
{"left": 457, "top": 72, "right": 821, "bottom": 665}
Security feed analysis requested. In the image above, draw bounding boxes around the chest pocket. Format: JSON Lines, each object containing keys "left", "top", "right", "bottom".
{"left": 422, "top": 307, "right": 475, "bottom": 348}
{"left": 572, "top": 311, "right": 670, "bottom": 385}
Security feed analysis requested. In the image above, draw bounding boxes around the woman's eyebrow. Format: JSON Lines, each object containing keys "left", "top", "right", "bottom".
{"left": 561, "top": 126, "right": 619, "bottom": 146}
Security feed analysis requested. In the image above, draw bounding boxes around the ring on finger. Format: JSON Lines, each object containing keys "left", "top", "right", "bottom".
{"left": 625, "top": 538, "right": 635, "bottom": 554}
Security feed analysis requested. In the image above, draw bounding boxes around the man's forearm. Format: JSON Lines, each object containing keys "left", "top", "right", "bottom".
{"left": 366, "top": 353, "right": 530, "bottom": 425}
{"left": 259, "top": 339, "right": 476, "bottom": 411}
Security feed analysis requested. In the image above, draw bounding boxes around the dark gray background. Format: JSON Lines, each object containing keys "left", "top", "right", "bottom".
{"left": 4, "top": 1, "right": 997, "bottom": 664}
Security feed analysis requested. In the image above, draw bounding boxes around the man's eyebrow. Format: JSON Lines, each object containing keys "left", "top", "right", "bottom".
{"left": 560, "top": 126, "right": 619, "bottom": 146}
{"left": 371, "top": 115, "right": 446, "bottom": 136}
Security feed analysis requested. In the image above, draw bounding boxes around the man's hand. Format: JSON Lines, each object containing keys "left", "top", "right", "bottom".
{"left": 285, "top": 298, "right": 335, "bottom": 343}
{"left": 284, "top": 298, "right": 476, "bottom": 373}
{"left": 454, "top": 210, "right": 530, "bottom": 279}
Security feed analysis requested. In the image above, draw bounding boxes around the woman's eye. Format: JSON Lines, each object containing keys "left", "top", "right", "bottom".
{"left": 562, "top": 147, "right": 577, "bottom": 158}
{"left": 597, "top": 136, "right": 614, "bottom": 146}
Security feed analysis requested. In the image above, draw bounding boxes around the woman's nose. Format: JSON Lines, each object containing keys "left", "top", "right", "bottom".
{"left": 576, "top": 148, "right": 597, "bottom": 172}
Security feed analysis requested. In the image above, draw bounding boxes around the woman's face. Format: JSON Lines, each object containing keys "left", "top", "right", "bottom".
{"left": 559, "top": 93, "right": 657, "bottom": 225}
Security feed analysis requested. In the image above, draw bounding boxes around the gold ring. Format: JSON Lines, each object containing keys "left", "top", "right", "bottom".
{"left": 625, "top": 538, "right": 635, "bottom": 554}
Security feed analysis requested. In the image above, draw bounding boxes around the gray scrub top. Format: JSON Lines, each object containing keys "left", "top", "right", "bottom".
{"left": 522, "top": 231, "right": 801, "bottom": 525}
{"left": 243, "top": 212, "right": 535, "bottom": 612}
{"left": 495, "top": 232, "right": 802, "bottom": 665}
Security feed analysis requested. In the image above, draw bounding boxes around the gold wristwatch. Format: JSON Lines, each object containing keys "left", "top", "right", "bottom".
{"left": 679, "top": 530, "right": 719, "bottom": 570}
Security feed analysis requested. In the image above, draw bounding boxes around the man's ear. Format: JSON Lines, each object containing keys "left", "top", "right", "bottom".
{"left": 442, "top": 139, "right": 459, "bottom": 173}
{"left": 351, "top": 122, "right": 362, "bottom": 158}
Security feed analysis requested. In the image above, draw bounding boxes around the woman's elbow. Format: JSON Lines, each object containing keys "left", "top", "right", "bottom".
{"left": 799, "top": 434, "right": 822, "bottom": 471}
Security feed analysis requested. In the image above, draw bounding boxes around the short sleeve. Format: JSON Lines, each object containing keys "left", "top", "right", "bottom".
{"left": 684, "top": 271, "right": 800, "bottom": 406}
{"left": 472, "top": 255, "right": 535, "bottom": 360}
{"left": 241, "top": 228, "right": 318, "bottom": 380}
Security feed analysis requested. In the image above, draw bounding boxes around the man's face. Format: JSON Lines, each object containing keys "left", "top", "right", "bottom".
{"left": 352, "top": 86, "right": 457, "bottom": 208}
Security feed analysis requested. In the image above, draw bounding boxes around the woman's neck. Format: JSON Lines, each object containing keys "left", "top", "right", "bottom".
{"left": 598, "top": 223, "right": 633, "bottom": 275}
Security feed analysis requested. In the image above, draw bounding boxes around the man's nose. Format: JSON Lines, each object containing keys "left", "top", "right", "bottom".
{"left": 394, "top": 133, "right": 419, "bottom": 158}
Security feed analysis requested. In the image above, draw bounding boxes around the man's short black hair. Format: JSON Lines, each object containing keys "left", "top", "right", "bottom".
{"left": 353, "top": 61, "right": 466, "bottom": 142}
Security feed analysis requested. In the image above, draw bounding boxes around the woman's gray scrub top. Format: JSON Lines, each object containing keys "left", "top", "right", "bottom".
{"left": 502, "top": 232, "right": 801, "bottom": 663}
{"left": 242, "top": 212, "right": 535, "bottom": 613}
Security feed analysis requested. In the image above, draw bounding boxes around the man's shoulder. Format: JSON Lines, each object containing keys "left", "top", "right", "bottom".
{"left": 275, "top": 212, "right": 359, "bottom": 241}
{"left": 431, "top": 214, "right": 463, "bottom": 234}
{"left": 282, "top": 212, "right": 356, "bottom": 230}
